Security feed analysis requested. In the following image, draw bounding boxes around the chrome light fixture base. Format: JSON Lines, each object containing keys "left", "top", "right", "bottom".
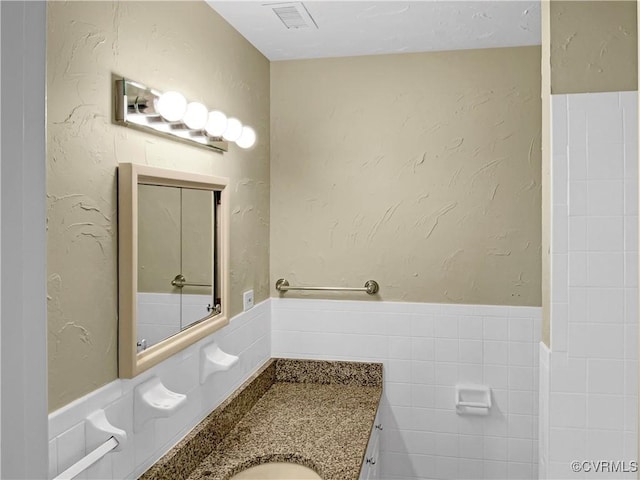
{"left": 113, "top": 77, "right": 229, "bottom": 153}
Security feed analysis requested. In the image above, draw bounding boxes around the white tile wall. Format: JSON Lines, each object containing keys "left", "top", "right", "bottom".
{"left": 136, "top": 292, "right": 181, "bottom": 325}
{"left": 538, "top": 342, "right": 550, "bottom": 480}
{"left": 182, "top": 293, "right": 215, "bottom": 328}
{"left": 48, "top": 299, "right": 271, "bottom": 480}
{"left": 137, "top": 293, "right": 214, "bottom": 348}
{"left": 547, "top": 91, "right": 638, "bottom": 479}
{"left": 272, "top": 298, "right": 542, "bottom": 480}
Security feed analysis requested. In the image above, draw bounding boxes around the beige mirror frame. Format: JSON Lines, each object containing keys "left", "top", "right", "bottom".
{"left": 118, "top": 163, "right": 230, "bottom": 378}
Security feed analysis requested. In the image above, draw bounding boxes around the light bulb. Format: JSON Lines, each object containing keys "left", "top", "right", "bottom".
{"left": 205, "top": 110, "right": 228, "bottom": 137}
{"left": 236, "top": 126, "right": 257, "bottom": 149}
{"left": 222, "top": 117, "right": 243, "bottom": 142}
{"left": 155, "top": 91, "right": 187, "bottom": 122}
{"left": 182, "top": 102, "right": 208, "bottom": 130}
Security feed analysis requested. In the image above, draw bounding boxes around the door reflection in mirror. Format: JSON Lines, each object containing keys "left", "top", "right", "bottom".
{"left": 137, "top": 184, "right": 216, "bottom": 350}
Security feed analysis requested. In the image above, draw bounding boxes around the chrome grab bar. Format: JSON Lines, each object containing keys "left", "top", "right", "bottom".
{"left": 171, "top": 274, "right": 212, "bottom": 288}
{"left": 275, "top": 278, "right": 380, "bottom": 295}
{"left": 53, "top": 436, "right": 119, "bottom": 480}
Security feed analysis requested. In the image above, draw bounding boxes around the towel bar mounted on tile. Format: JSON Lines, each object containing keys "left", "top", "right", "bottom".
{"left": 53, "top": 409, "right": 127, "bottom": 480}
{"left": 275, "top": 278, "right": 380, "bottom": 295}
{"left": 53, "top": 437, "right": 119, "bottom": 480}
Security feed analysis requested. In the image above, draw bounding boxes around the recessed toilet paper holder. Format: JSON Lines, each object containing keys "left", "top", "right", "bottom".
{"left": 455, "top": 384, "right": 492, "bottom": 415}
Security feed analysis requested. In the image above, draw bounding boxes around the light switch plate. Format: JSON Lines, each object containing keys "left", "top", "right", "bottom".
{"left": 243, "top": 290, "right": 254, "bottom": 311}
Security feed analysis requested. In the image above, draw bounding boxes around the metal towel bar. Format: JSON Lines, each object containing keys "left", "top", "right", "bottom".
{"left": 171, "top": 274, "right": 212, "bottom": 288}
{"left": 275, "top": 278, "right": 379, "bottom": 295}
{"left": 53, "top": 436, "right": 119, "bottom": 480}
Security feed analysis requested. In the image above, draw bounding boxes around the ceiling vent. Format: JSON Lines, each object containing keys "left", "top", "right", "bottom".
{"left": 267, "top": 2, "right": 318, "bottom": 29}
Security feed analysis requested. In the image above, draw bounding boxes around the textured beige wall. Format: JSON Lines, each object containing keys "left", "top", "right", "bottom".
{"left": 138, "top": 184, "right": 181, "bottom": 294}
{"left": 181, "top": 188, "right": 214, "bottom": 296}
{"left": 47, "top": 1, "right": 270, "bottom": 411}
{"left": 271, "top": 47, "right": 542, "bottom": 306}
{"left": 550, "top": 1, "right": 638, "bottom": 94}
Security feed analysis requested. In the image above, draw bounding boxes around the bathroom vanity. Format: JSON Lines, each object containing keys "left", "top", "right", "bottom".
{"left": 140, "top": 359, "right": 383, "bottom": 480}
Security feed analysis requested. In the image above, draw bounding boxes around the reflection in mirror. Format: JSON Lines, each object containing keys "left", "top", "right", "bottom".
{"left": 136, "top": 185, "right": 216, "bottom": 350}
{"left": 118, "top": 163, "right": 229, "bottom": 378}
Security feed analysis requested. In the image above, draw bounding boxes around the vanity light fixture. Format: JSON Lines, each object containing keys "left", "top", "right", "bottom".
{"left": 156, "top": 91, "right": 187, "bottom": 122}
{"left": 114, "top": 77, "right": 257, "bottom": 153}
{"left": 206, "top": 110, "right": 228, "bottom": 137}
{"left": 182, "top": 101, "right": 209, "bottom": 130}
{"left": 222, "top": 117, "right": 243, "bottom": 142}
{"left": 237, "top": 126, "right": 257, "bottom": 149}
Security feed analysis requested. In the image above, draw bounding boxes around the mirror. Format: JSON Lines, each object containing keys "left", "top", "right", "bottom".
{"left": 118, "top": 163, "right": 229, "bottom": 378}
{"left": 137, "top": 185, "right": 215, "bottom": 349}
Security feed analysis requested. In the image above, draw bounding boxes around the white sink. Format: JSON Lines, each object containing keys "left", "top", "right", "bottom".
{"left": 229, "top": 462, "right": 322, "bottom": 480}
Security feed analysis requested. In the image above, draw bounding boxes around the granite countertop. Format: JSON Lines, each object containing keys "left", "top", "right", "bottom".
{"left": 141, "top": 358, "right": 383, "bottom": 480}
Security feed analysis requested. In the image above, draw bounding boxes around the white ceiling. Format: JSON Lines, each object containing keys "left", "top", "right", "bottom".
{"left": 207, "top": 1, "right": 541, "bottom": 61}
